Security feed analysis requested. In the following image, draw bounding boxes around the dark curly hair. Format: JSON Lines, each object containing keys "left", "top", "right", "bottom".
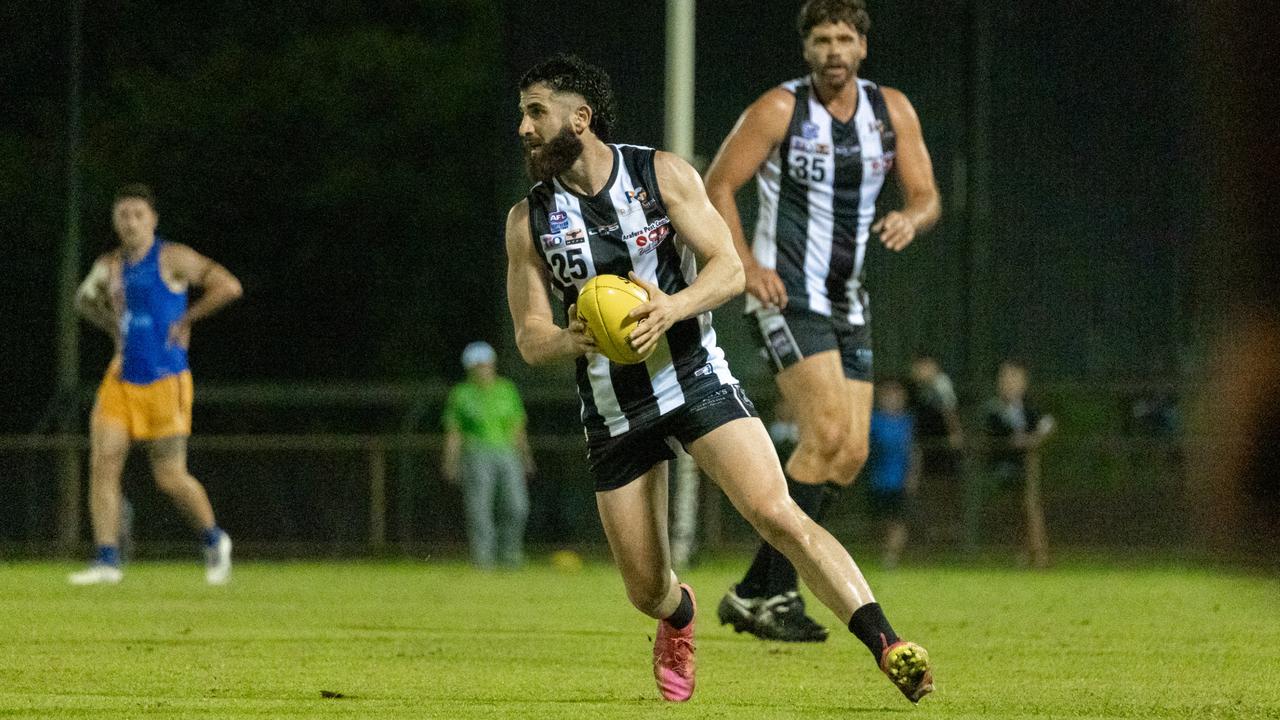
{"left": 797, "top": 0, "right": 870, "bottom": 38}
{"left": 114, "top": 183, "right": 157, "bottom": 211}
{"left": 519, "top": 54, "right": 618, "bottom": 142}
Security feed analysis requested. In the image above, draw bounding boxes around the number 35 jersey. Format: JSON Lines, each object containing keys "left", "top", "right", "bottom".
{"left": 526, "top": 144, "right": 737, "bottom": 442}
{"left": 751, "top": 77, "right": 897, "bottom": 326}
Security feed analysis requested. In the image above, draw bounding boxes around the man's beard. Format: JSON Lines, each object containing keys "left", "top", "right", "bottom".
{"left": 523, "top": 126, "right": 585, "bottom": 183}
{"left": 815, "top": 59, "right": 858, "bottom": 88}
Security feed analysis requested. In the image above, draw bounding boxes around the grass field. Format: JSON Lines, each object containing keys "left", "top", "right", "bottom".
{"left": 1, "top": 557, "right": 1277, "bottom": 719}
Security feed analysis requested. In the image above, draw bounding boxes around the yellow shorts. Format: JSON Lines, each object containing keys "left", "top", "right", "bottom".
{"left": 92, "top": 357, "right": 194, "bottom": 441}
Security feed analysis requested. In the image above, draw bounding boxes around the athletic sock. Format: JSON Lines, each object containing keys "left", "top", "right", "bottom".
{"left": 821, "top": 482, "right": 843, "bottom": 514}
{"left": 848, "top": 602, "right": 900, "bottom": 660}
{"left": 95, "top": 545, "right": 120, "bottom": 567}
{"left": 761, "top": 479, "right": 829, "bottom": 596}
{"left": 200, "top": 526, "right": 223, "bottom": 548}
{"left": 664, "top": 586, "right": 695, "bottom": 630}
{"left": 736, "top": 543, "right": 774, "bottom": 599}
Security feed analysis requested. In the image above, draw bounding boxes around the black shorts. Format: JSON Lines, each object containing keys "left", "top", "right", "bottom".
{"left": 750, "top": 305, "right": 873, "bottom": 381}
{"left": 868, "top": 488, "right": 909, "bottom": 520}
{"left": 586, "top": 384, "right": 758, "bottom": 492}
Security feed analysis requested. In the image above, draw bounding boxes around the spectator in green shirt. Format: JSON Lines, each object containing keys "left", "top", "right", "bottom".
{"left": 441, "top": 341, "right": 535, "bottom": 568}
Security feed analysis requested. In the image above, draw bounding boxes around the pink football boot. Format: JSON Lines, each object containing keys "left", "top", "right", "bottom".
{"left": 653, "top": 583, "right": 697, "bottom": 702}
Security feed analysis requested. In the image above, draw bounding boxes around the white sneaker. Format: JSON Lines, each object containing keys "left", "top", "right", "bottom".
{"left": 68, "top": 564, "right": 123, "bottom": 585}
{"left": 204, "top": 531, "right": 232, "bottom": 585}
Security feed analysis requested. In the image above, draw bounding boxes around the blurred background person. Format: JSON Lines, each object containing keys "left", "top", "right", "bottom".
{"left": 907, "top": 352, "right": 964, "bottom": 477}
{"left": 68, "top": 183, "right": 241, "bottom": 586}
{"left": 866, "top": 379, "right": 918, "bottom": 569}
{"left": 971, "top": 359, "right": 1055, "bottom": 568}
{"left": 441, "top": 341, "right": 534, "bottom": 569}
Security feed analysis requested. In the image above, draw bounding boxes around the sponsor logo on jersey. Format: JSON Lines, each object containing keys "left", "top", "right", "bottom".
{"left": 869, "top": 119, "right": 896, "bottom": 144}
{"left": 549, "top": 211, "right": 569, "bottom": 232}
{"left": 791, "top": 137, "right": 833, "bottom": 155}
{"left": 565, "top": 228, "right": 586, "bottom": 245}
{"left": 625, "top": 217, "right": 671, "bottom": 255}
{"left": 540, "top": 233, "right": 564, "bottom": 249}
{"left": 801, "top": 121, "right": 820, "bottom": 139}
{"left": 625, "top": 186, "right": 659, "bottom": 212}
{"left": 693, "top": 362, "right": 714, "bottom": 378}
{"left": 868, "top": 151, "right": 895, "bottom": 175}
{"left": 588, "top": 222, "right": 620, "bottom": 236}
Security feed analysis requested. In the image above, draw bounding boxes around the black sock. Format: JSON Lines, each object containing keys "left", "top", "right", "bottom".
{"left": 736, "top": 542, "right": 775, "bottom": 599}
{"left": 821, "top": 482, "right": 843, "bottom": 517}
{"left": 761, "top": 480, "right": 829, "bottom": 596}
{"left": 848, "top": 602, "right": 900, "bottom": 660}
{"left": 665, "top": 586, "right": 695, "bottom": 629}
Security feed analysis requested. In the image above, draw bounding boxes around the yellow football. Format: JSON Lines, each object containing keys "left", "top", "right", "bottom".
{"left": 576, "top": 274, "right": 652, "bottom": 365}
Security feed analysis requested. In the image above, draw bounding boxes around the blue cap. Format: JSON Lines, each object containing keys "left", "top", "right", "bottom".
{"left": 461, "top": 341, "right": 496, "bottom": 369}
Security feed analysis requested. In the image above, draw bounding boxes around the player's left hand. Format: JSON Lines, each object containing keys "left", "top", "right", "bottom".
{"left": 167, "top": 317, "right": 191, "bottom": 349}
{"left": 872, "top": 211, "right": 917, "bottom": 251}
{"left": 625, "top": 272, "right": 677, "bottom": 358}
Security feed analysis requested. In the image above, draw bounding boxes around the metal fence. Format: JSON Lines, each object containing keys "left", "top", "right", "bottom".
{"left": 1, "top": 432, "right": 1190, "bottom": 560}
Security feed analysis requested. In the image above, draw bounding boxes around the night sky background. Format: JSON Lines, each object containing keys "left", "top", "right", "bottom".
{"left": 1, "top": 1, "right": 1209, "bottom": 433}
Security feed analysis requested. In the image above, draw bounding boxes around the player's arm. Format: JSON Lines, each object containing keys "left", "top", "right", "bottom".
{"left": 704, "top": 88, "right": 794, "bottom": 308}
{"left": 74, "top": 254, "right": 119, "bottom": 341}
{"left": 162, "top": 243, "right": 243, "bottom": 348}
{"left": 505, "top": 200, "right": 595, "bottom": 366}
{"left": 625, "top": 152, "right": 745, "bottom": 357}
{"left": 872, "top": 87, "right": 941, "bottom": 251}
{"left": 441, "top": 428, "right": 462, "bottom": 483}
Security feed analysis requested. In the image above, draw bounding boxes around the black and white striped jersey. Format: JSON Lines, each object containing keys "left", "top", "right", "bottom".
{"left": 526, "top": 144, "right": 737, "bottom": 442}
{"left": 750, "top": 77, "right": 897, "bottom": 326}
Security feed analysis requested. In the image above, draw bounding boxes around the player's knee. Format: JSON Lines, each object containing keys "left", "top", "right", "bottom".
{"left": 91, "top": 447, "right": 127, "bottom": 471}
{"left": 748, "top": 499, "right": 807, "bottom": 551}
{"left": 801, "top": 416, "right": 847, "bottom": 461}
{"left": 834, "top": 439, "right": 870, "bottom": 481}
{"left": 152, "top": 468, "right": 190, "bottom": 495}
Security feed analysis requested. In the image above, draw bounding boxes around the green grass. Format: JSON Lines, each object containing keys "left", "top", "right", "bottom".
{"left": 0, "top": 558, "right": 1277, "bottom": 719}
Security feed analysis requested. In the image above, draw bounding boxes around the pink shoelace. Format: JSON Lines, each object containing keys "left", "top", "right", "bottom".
{"left": 657, "top": 634, "right": 695, "bottom": 677}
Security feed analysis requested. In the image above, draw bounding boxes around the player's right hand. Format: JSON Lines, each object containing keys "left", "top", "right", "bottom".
{"left": 565, "top": 303, "right": 598, "bottom": 357}
{"left": 744, "top": 263, "right": 788, "bottom": 309}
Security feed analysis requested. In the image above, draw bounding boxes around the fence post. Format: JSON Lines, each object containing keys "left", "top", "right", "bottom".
{"left": 1023, "top": 448, "right": 1050, "bottom": 567}
{"left": 700, "top": 471, "right": 723, "bottom": 552}
{"left": 56, "top": 438, "right": 81, "bottom": 555}
{"left": 670, "top": 449, "right": 699, "bottom": 568}
{"left": 368, "top": 438, "right": 387, "bottom": 551}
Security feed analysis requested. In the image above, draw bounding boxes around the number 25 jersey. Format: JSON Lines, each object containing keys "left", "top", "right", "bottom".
{"left": 526, "top": 144, "right": 737, "bottom": 443}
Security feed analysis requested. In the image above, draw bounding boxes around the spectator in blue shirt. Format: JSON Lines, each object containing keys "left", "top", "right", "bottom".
{"left": 867, "top": 379, "right": 918, "bottom": 568}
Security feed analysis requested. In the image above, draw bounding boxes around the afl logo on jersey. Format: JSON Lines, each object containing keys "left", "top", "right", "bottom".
{"left": 549, "top": 211, "right": 569, "bottom": 232}
{"left": 801, "top": 121, "right": 820, "bottom": 139}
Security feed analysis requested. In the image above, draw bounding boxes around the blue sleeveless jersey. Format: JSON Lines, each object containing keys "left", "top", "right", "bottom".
{"left": 120, "top": 238, "right": 189, "bottom": 384}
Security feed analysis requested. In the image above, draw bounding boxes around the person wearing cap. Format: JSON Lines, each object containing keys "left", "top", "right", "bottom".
{"left": 441, "top": 341, "right": 535, "bottom": 568}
